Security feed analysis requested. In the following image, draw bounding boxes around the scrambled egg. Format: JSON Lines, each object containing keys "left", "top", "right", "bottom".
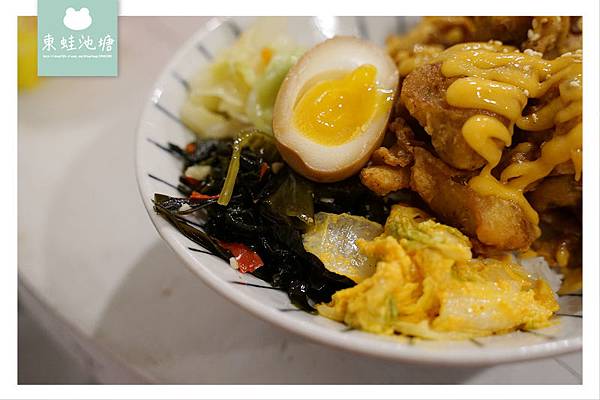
{"left": 316, "top": 205, "right": 559, "bottom": 339}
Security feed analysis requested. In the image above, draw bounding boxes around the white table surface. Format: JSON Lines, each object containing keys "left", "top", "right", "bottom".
{"left": 18, "top": 16, "right": 582, "bottom": 384}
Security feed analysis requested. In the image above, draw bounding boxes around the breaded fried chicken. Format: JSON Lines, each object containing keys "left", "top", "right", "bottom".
{"left": 410, "top": 147, "right": 538, "bottom": 250}
{"left": 400, "top": 63, "right": 511, "bottom": 170}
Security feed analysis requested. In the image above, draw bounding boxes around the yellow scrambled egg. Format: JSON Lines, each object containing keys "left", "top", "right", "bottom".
{"left": 316, "top": 205, "right": 559, "bottom": 339}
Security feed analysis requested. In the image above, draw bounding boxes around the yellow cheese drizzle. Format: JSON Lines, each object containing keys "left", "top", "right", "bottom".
{"left": 434, "top": 42, "right": 582, "bottom": 226}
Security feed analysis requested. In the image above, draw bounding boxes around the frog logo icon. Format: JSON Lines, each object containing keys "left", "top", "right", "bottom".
{"left": 63, "top": 7, "right": 93, "bottom": 31}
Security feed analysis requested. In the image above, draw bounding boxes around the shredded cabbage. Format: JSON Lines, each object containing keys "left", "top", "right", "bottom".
{"left": 181, "top": 18, "right": 304, "bottom": 138}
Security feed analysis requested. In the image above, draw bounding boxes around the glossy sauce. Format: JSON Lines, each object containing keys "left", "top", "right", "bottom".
{"left": 435, "top": 42, "right": 582, "bottom": 226}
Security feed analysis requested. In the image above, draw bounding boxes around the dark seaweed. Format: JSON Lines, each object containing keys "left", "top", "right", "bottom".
{"left": 153, "top": 137, "right": 392, "bottom": 311}
{"left": 153, "top": 197, "right": 231, "bottom": 261}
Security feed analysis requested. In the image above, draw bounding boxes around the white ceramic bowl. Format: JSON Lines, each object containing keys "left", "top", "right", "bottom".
{"left": 136, "top": 16, "right": 582, "bottom": 365}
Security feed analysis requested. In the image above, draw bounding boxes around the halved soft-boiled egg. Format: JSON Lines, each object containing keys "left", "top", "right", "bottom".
{"left": 273, "top": 36, "right": 399, "bottom": 182}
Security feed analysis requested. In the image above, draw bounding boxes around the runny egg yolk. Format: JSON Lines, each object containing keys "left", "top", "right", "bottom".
{"left": 292, "top": 64, "right": 391, "bottom": 146}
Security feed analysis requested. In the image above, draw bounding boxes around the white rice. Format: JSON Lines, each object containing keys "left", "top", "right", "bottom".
{"left": 513, "top": 254, "right": 563, "bottom": 294}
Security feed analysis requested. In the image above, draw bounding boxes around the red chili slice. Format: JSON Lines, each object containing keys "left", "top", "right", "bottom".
{"left": 190, "top": 191, "right": 220, "bottom": 200}
{"left": 185, "top": 142, "right": 197, "bottom": 154}
{"left": 258, "top": 162, "right": 270, "bottom": 180}
{"left": 218, "top": 241, "right": 264, "bottom": 273}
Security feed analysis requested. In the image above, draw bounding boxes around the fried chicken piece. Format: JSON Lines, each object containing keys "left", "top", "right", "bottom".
{"left": 410, "top": 147, "right": 538, "bottom": 250}
{"left": 400, "top": 63, "right": 512, "bottom": 170}
{"left": 359, "top": 118, "right": 415, "bottom": 196}
{"left": 521, "top": 16, "right": 582, "bottom": 59}
{"left": 371, "top": 147, "right": 408, "bottom": 167}
{"left": 388, "top": 17, "right": 532, "bottom": 77}
{"left": 360, "top": 165, "right": 411, "bottom": 196}
{"left": 387, "top": 17, "right": 475, "bottom": 57}
{"left": 392, "top": 44, "right": 445, "bottom": 77}
{"left": 371, "top": 118, "right": 416, "bottom": 167}
{"left": 387, "top": 16, "right": 532, "bottom": 57}
{"left": 527, "top": 175, "right": 582, "bottom": 213}
{"left": 471, "top": 16, "right": 533, "bottom": 45}
{"left": 388, "top": 16, "right": 579, "bottom": 77}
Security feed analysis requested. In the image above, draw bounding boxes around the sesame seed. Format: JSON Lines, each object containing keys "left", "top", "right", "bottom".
{"left": 524, "top": 48, "right": 543, "bottom": 57}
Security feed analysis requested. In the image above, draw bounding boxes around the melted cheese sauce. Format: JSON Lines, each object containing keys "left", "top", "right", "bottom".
{"left": 434, "top": 42, "right": 582, "bottom": 227}
{"left": 501, "top": 122, "right": 582, "bottom": 189}
{"left": 447, "top": 77, "right": 527, "bottom": 120}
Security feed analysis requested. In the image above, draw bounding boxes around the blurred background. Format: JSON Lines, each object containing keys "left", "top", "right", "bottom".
{"left": 18, "top": 16, "right": 582, "bottom": 384}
